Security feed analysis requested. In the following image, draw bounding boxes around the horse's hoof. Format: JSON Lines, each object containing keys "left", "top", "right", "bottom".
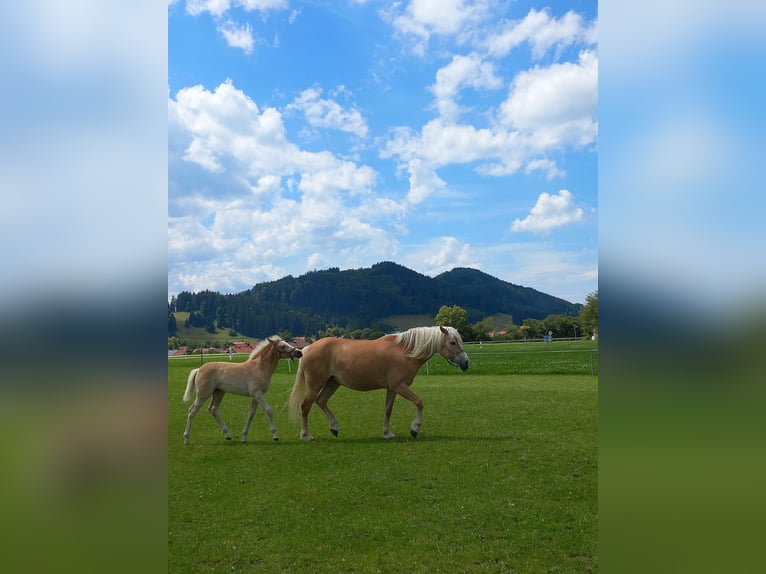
{"left": 225, "top": 436, "right": 232, "bottom": 440}
{"left": 410, "top": 430, "right": 418, "bottom": 438}
{"left": 273, "top": 437, "right": 279, "bottom": 442}
{"left": 330, "top": 429, "right": 339, "bottom": 437}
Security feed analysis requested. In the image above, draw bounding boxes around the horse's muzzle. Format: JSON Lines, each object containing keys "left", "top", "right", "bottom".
{"left": 456, "top": 352, "right": 470, "bottom": 371}
{"left": 292, "top": 349, "right": 303, "bottom": 359}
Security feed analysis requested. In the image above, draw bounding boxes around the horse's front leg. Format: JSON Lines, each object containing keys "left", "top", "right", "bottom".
{"left": 382, "top": 390, "right": 396, "bottom": 439}
{"left": 393, "top": 384, "right": 424, "bottom": 438}
{"left": 251, "top": 389, "right": 279, "bottom": 442}
{"left": 241, "top": 397, "right": 258, "bottom": 442}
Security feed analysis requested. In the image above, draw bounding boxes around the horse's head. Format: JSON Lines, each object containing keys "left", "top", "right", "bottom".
{"left": 439, "top": 326, "right": 470, "bottom": 371}
{"left": 268, "top": 336, "right": 303, "bottom": 359}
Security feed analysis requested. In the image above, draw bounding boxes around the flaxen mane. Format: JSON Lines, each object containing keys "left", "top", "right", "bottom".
{"left": 247, "top": 339, "right": 271, "bottom": 361}
{"left": 394, "top": 326, "right": 461, "bottom": 360}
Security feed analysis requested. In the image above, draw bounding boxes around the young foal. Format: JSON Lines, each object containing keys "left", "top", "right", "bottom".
{"left": 289, "top": 326, "right": 469, "bottom": 441}
{"left": 183, "top": 336, "right": 302, "bottom": 444}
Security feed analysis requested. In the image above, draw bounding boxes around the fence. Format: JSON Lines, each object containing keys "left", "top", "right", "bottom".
{"left": 170, "top": 341, "right": 599, "bottom": 377}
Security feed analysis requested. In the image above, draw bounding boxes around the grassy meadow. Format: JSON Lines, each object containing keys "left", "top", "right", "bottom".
{"left": 169, "top": 341, "right": 597, "bottom": 572}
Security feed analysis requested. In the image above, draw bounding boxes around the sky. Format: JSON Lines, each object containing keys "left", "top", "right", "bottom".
{"left": 168, "top": 0, "right": 598, "bottom": 305}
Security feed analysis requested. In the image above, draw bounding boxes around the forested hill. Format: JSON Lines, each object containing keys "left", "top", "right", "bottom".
{"left": 170, "top": 261, "right": 581, "bottom": 338}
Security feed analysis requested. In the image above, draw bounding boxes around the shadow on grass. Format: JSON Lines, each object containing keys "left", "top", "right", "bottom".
{"left": 207, "top": 432, "right": 519, "bottom": 447}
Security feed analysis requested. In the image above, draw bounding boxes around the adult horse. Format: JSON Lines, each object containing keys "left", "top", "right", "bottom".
{"left": 183, "top": 336, "right": 302, "bottom": 444}
{"left": 288, "top": 326, "right": 469, "bottom": 441}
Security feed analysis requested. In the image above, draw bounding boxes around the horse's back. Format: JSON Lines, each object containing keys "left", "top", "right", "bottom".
{"left": 301, "top": 335, "right": 414, "bottom": 390}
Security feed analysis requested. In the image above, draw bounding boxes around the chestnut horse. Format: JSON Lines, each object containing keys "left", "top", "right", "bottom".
{"left": 288, "top": 326, "right": 469, "bottom": 441}
{"left": 183, "top": 336, "right": 302, "bottom": 444}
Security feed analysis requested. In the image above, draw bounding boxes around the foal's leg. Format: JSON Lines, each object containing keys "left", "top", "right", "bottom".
{"left": 183, "top": 396, "right": 207, "bottom": 444}
{"left": 241, "top": 397, "right": 258, "bottom": 443}
{"left": 251, "top": 389, "right": 279, "bottom": 442}
{"left": 315, "top": 379, "right": 340, "bottom": 437}
{"left": 382, "top": 390, "right": 397, "bottom": 439}
{"left": 208, "top": 389, "right": 232, "bottom": 440}
{"left": 393, "top": 384, "right": 424, "bottom": 438}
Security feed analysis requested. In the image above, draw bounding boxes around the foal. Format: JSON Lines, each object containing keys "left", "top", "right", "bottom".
{"left": 183, "top": 336, "right": 302, "bottom": 444}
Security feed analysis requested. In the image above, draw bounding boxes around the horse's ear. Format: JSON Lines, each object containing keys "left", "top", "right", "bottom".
{"left": 439, "top": 325, "right": 448, "bottom": 335}
{"left": 268, "top": 335, "right": 279, "bottom": 345}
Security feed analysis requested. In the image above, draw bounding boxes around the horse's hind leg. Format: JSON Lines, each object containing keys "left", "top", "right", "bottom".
{"left": 300, "top": 386, "right": 323, "bottom": 442}
{"left": 183, "top": 397, "right": 206, "bottom": 444}
{"left": 208, "top": 389, "right": 232, "bottom": 440}
{"left": 382, "top": 390, "right": 397, "bottom": 439}
{"left": 315, "top": 379, "right": 340, "bottom": 437}
{"left": 245, "top": 390, "right": 279, "bottom": 442}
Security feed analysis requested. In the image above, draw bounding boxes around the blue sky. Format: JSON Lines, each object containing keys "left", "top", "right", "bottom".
{"left": 168, "top": 0, "right": 598, "bottom": 305}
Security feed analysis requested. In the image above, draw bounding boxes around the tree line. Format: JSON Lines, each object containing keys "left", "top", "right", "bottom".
{"left": 168, "top": 262, "right": 585, "bottom": 342}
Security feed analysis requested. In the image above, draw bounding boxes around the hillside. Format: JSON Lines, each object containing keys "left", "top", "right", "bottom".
{"left": 170, "top": 262, "right": 581, "bottom": 338}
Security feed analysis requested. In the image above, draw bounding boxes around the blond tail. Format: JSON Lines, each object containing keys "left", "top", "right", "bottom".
{"left": 288, "top": 360, "right": 307, "bottom": 422}
{"left": 183, "top": 368, "right": 198, "bottom": 402}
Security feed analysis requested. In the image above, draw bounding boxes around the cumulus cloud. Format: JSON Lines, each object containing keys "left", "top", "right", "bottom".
{"left": 218, "top": 20, "right": 254, "bottom": 54}
{"left": 500, "top": 49, "right": 598, "bottom": 149}
{"left": 381, "top": 39, "right": 596, "bottom": 203}
{"left": 185, "top": 0, "right": 288, "bottom": 54}
{"left": 185, "top": 0, "right": 287, "bottom": 18}
{"left": 485, "top": 8, "right": 596, "bottom": 60}
{"left": 168, "top": 79, "right": 406, "bottom": 294}
{"left": 430, "top": 53, "right": 503, "bottom": 121}
{"left": 286, "top": 87, "right": 369, "bottom": 137}
{"left": 382, "top": 0, "right": 492, "bottom": 55}
{"left": 511, "top": 189, "right": 584, "bottom": 234}
{"left": 186, "top": 0, "right": 232, "bottom": 18}
{"left": 411, "top": 236, "right": 475, "bottom": 276}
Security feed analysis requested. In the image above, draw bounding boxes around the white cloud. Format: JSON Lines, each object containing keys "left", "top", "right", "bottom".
{"left": 405, "top": 158, "right": 447, "bottom": 204}
{"left": 185, "top": 0, "right": 287, "bottom": 17}
{"left": 380, "top": 44, "right": 596, "bottom": 203}
{"left": 485, "top": 8, "right": 595, "bottom": 60}
{"left": 500, "top": 49, "right": 598, "bottom": 149}
{"left": 430, "top": 53, "right": 502, "bottom": 121}
{"left": 511, "top": 189, "right": 584, "bottom": 234}
{"left": 286, "top": 87, "right": 369, "bottom": 137}
{"left": 168, "top": 79, "right": 408, "bottom": 295}
{"left": 524, "top": 158, "right": 564, "bottom": 179}
{"left": 218, "top": 20, "right": 254, "bottom": 54}
{"left": 409, "top": 236, "right": 475, "bottom": 276}
{"left": 383, "top": 0, "right": 491, "bottom": 55}
{"left": 238, "top": 0, "right": 287, "bottom": 10}
{"left": 382, "top": 119, "right": 526, "bottom": 201}
{"left": 186, "top": 0, "right": 231, "bottom": 17}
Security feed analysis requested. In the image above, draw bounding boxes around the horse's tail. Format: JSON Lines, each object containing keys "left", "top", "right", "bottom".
{"left": 183, "top": 368, "right": 198, "bottom": 402}
{"left": 288, "top": 359, "right": 307, "bottom": 422}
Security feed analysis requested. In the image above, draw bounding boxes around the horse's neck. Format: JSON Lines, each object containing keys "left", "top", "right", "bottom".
{"left": 250, "top": 347, "right": 279, "bottom": 372}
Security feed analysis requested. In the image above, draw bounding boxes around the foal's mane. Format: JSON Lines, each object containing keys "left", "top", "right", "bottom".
{"left": 394, "top": 326, "right": 460, "bottom": 360}
{"left": 247, "top": 337, "right": 273, "bottom": 361}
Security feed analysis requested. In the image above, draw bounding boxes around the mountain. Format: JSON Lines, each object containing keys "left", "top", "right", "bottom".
{"left": 170, "top": 262, "right": 581, "bottom": 338}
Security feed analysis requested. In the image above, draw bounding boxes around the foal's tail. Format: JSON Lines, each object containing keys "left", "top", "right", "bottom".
{"left": 183, "top": 368, "right": 199, "bottom": 403}
{"left": 288, "top": 359, "right": 307, "bottom": 422}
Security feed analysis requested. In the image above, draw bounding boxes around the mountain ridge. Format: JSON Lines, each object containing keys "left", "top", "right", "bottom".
{"left": 170, "top": 261, "right": 581, "bottom": 338}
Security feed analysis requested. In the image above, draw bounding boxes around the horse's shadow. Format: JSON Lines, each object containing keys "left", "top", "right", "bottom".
{"left": 228, "top": 433, "right": 517, "bottom": 446}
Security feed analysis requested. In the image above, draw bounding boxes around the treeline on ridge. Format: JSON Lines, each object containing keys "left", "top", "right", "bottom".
{"left": 168, "top": 262, "right": 583, "bottom": 340}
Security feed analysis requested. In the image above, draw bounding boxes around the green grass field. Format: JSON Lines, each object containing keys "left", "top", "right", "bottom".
{"left": 169, "top": 342, "right": 597, "bottom": 572}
